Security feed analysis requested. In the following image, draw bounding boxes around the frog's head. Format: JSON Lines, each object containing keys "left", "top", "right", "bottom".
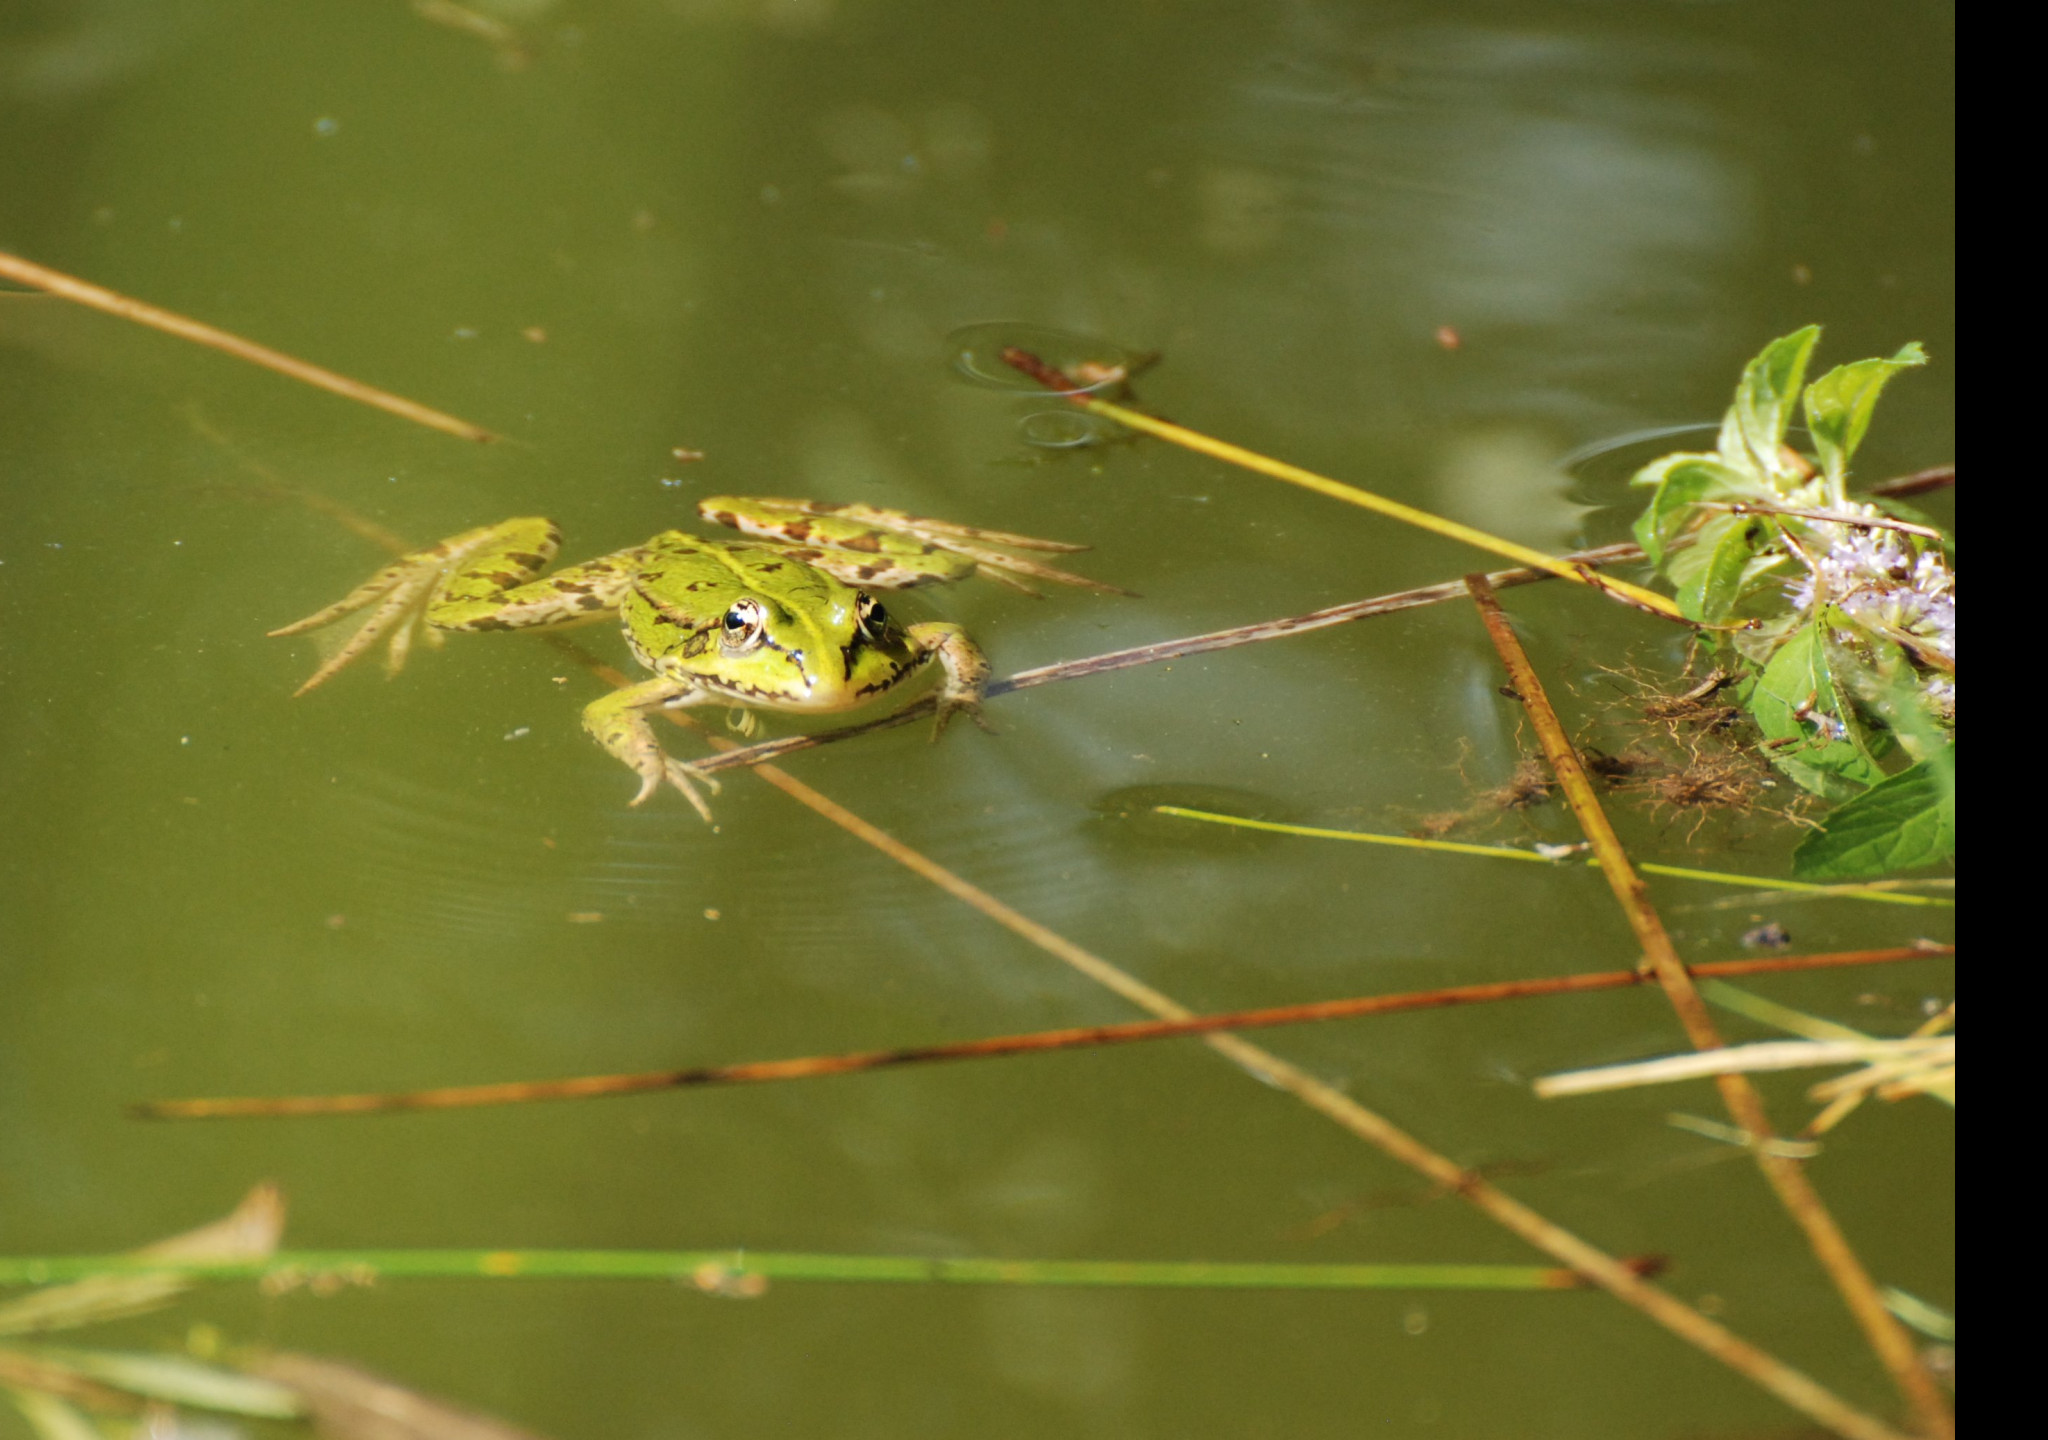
{"left": 638, "top": 578, "right": 924, "bottom": 711}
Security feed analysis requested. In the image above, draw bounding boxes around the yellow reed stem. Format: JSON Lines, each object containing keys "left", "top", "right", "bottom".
{"left": 1152, "top": 807, "right": 1954, "bottom": 908}
{"left": 1075, "top": 391, "right": 1686, "bottom": 621}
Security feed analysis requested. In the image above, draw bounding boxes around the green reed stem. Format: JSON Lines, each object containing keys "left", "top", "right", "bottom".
{"left": 1152, "top": 807, "right": 1953, "bottom": 908}
{"left": 0, "top": 1252, "right": 1587, "bottom": 1292}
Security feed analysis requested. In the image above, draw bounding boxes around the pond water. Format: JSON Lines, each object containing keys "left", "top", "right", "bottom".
{"left": 1, "top": 2, "right": 1953, "bottom": 1436}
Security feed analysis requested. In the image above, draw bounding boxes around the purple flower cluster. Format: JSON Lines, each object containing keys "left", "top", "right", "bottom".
{"left": 1784, "top": 511, "right": 1954, "bottom": 715}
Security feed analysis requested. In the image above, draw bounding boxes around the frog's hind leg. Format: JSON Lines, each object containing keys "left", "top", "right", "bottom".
{"left": 271, "top": 520, "right": 565, "bottom": 695}
{"left": 581, "top": 677, "right": 722, "bottom": 821}
{"left": 699, "top": 497, "right": 1133, "bottom": 596}
{"left": 427, "top": 537, "right": 652, "bottom": 633}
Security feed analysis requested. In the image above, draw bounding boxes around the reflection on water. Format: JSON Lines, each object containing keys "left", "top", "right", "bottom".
{"left": 1195, "top": 17, "right": 1760, "bottom": 435}
{"left": 331, "top": 767, "right": 703, "bottom": 948}
{"left": 331, "top": 767, "right": 572, "bottom": 947}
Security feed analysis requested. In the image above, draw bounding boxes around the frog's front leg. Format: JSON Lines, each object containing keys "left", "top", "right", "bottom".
{"left": 581, "top": 677, "right": 722, "bottom": 821}
{"left": 906, "top": 622, "right": 993, "bottom": 738}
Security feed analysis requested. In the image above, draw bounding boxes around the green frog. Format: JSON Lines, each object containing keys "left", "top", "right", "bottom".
{"left": 273, "top": 497, "right": 1124, "bottom": 819}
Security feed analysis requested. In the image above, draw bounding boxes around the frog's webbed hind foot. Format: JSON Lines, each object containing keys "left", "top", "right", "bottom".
{"left": 269, "top": 563, "right": 443, "bottom": 696}
{"left": 270, "top": 520, "right": 563, "bottom": 695}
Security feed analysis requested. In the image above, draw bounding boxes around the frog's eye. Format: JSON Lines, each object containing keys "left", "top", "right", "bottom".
{"left": 721, "top": 597, "right": 767, "bottom": 651}
{"left": 855, "top": 593, "right": 889, "bottom": 639}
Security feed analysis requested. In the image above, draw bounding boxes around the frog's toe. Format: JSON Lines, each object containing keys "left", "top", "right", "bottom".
{"left": 627, "top": 767, "right": 664, "bottom": 808}
{"left": 930, "top": 696, "right": 996, "bottom": 741}
{"left": 656, "top": 757, "right": 721, "bottom": 823}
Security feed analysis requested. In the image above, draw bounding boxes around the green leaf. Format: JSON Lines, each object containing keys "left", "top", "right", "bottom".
{"left": 1722, "top": 327, "right": 1821, "bottom": 478}
{"left": 1803, "top": 342, "right": 1927, "bottom": 492}
{"left": 1793, "top": 745, "right": 1955, "bottom": 879}
{"left": 1629, "top": 455, "right": 1756, "bottom": 566}
{"left": 1661, "top": 511, "right": 1725, "bottom": 594}
{"left": 1744, "top": 624, "right": 1887, "bottom": 798}
{"left": 1678, "top": 515, "right": 1767, "bottom": 623}
{"left": 1829, "top": 631, "right": 1950, "bottom": 764}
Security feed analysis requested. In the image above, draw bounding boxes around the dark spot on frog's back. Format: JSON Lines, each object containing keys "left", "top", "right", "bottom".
{"left": 685, "top": 579, "right": 718, "bottom": 592}
{"left": 506, "top": 552, "right": 548, "bottom": 570}
{"left": 837, "top": 532, "right": 882, "bottom": 553}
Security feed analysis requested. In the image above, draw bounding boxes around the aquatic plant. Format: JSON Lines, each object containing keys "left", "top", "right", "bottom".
{"left": 1629, "top": 328, "right": 1954, "bottom": 877}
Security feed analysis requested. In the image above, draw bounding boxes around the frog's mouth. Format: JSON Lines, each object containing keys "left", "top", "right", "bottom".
{"left": 689, "top": 642, "right": 844, "bottom": 711}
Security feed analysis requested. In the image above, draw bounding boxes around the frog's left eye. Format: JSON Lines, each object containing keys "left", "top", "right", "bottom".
{"left": 721, "top": 598, "right": 767, "bottom": 651}
{"left": 855, "top": 593, "right": 889, "bottom": 639}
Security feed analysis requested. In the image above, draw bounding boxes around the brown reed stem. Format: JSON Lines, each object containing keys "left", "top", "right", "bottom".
{"left": 1866, "top": 465, "right": 1955, "bottom": 499}
{"left": 0, "top": 249, "right": 498, "bottom": 443}
{"left": 1465, "top": 572, "right": 1950, "bottom": 1440}
{"left": 133, "top": 945, "right": 1947, "bottom": 1119}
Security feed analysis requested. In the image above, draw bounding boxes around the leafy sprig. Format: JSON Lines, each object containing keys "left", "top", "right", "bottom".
{"left": 1629, "top": 328, "right": 1952, "bottom": 878}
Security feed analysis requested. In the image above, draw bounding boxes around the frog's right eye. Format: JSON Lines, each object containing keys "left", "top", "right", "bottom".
{"left": 721, "top": 598, "right": 767, "bottom": 651}
{"left": 855, "top": 592, "right": 889, "bottom": 639}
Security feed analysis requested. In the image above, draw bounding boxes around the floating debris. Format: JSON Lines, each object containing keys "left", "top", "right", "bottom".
{"left": 947, "top": 322, "right": 1149, "bottom": 396}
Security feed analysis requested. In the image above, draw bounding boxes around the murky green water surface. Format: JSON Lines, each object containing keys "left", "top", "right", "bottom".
{"left": 2, "top": 2, "right": 1953, "bottom": 1435}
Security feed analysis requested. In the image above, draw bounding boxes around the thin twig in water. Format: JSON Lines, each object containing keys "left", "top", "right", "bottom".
{"left": 1866, "top": 465, "right": 1955, "bottom": 499}
{"left": 0, "top": 1249, "right": 1609, "bottom": 1293}
{"left": 0, "top": 249, "right": 497, "bottom": 442}
{"left": 1465, "top": 572, "right": 1951, "bottom": 1440}
{"left": 133, "top": 946, "right": 1948, "bottom": 1118}
{"left": 1698, "top": 501, "right": 1946, "bottom": 542}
